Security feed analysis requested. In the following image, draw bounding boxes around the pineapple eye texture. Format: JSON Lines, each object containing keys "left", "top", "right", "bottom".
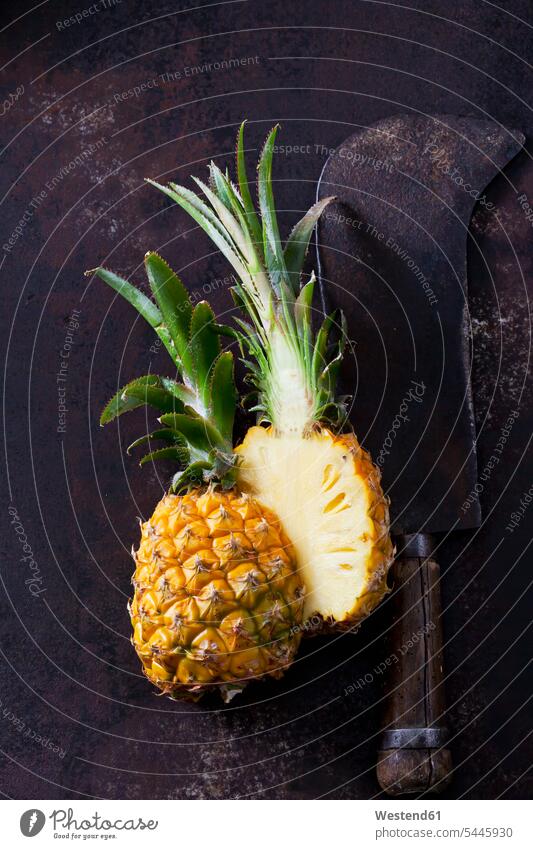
{"left": 130, "top": 490, "right": 305, "bottom": 702}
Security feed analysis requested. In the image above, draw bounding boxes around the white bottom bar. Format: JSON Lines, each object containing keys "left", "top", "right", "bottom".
{"left": 4, "top": 799, "right": 531, "bottom": 848}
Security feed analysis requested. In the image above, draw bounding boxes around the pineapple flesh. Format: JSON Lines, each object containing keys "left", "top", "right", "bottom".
{"left": 237, "top": 428, "right": 392, "bottom": 628}
{"left": 151, "top": 121, "right": 394, "bottom": 632}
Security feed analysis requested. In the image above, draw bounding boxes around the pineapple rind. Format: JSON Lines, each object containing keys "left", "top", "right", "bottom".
{"left": 130, "top": 488, "right": 304, "bottom": 700}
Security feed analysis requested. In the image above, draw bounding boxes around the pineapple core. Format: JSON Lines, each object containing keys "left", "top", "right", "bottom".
{"left": 237, "top": 426, "right": 389, "bottom": 624}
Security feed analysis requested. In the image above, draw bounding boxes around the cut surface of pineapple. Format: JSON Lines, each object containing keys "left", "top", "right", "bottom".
{"left": 236, "top": 427, "right": 392, "bottom": 626}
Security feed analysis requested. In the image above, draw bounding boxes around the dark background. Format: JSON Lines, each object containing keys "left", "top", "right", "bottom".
{"left": 1, "top": 0, "right": 531, "bottom": 800}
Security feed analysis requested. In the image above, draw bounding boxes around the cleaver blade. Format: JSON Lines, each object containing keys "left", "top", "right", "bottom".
{"left": 317, "top": 115, "right": 524, "bottom": 535}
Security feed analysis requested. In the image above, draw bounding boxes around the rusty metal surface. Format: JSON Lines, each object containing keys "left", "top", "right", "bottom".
{"left": 317, "top": 115, "right": 523, "bottom": 533}
{"left": 1, "top": 0, "right": 532, "bottom": 800}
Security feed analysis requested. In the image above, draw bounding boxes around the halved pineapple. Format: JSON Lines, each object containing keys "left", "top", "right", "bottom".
{"left": 237, "top": 427, "right": 392, "bottom": 628}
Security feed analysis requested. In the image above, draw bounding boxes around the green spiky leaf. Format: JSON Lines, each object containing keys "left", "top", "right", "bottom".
{"left": 294, "top": 276, "right": 315, "bottom": 331}
{"left": 207, "top": 163, "right": 262, "bottom": 269}
{"left": 160, "top": 378, "right": 196, "bottom": 406}
{"left": 312, "top": 312, "right": 336, "bottom": 383}
{"left": 213, "top": 322, "right": 244, "bottom": 345}
{"left": 144, "top": 252, "right": 194, "bottom": 378}
{"left": 210, "top": 352, "right": 236, "bottom": 441}
{"left": 172, "top": 461, "right": 212, "bottom": 492}
{"left": 294, "top": 276, "right": 315, "bottom": 376}
{"left": 257, "top": 125, "right": 287, "bottom": 291}
{"left": 189, "top": 301, "right": 220, "bottom": 409}
{"left": 284, "top": 196, "right": 335, "bottom": 291}
{"left": 90, "top": 266, "right": 180, "bottom": 366}
{"left": 89, "top": 267, "right": 162, "bottom": 327}
{"left": 100, "top": 376, "right": 183, "bottom": 425}
{"left": 236, "top": 122, "right": 263, "bottom": 246}
{"left": 192, "top": 175, "right": 250, "bottom": 260}
{"left": 209, "top": 162, "right": 239, "bottom": 212}
{"left": 139, "top": 446, "right": 190, "bottom": 467}
{"left": 159, "top": 413, "right": 224, "bottom": 453}
{"left": 127, "top": 428, "right": 183, "bottom": 454}
{"left": 147, "top": 179, "right": 250, "bottom": 283}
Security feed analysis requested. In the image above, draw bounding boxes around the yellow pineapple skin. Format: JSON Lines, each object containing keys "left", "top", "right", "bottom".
{"left": 331, "top": 431, "right": 394, "bottom": 630}
{"left": 236, "top": 427, "right": 394, "bottom": 632}
{"left": 130, "top": 488, "right": 304, "bottom": 700}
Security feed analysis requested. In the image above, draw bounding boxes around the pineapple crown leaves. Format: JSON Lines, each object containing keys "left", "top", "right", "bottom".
{"left": 147, "top": 121, "right": 348, "bottom": 432}
{"left": 86, "top": 252, "right": 238, "bottom": 490}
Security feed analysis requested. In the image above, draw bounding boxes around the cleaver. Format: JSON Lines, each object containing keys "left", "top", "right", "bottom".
{"left": 317, "top": 115, "right": 523, "bottom": 794}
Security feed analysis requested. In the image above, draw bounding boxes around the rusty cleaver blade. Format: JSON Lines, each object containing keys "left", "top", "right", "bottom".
{"left": 317, "top": 115, "right": 523, "bottom": 535}
{"left": 316, "top": 114, "right": 524, "bottom": 796}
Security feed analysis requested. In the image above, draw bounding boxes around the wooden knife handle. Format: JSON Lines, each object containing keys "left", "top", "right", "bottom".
{"left": 377, "top": 534, "right": 453, "bottom": 795}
